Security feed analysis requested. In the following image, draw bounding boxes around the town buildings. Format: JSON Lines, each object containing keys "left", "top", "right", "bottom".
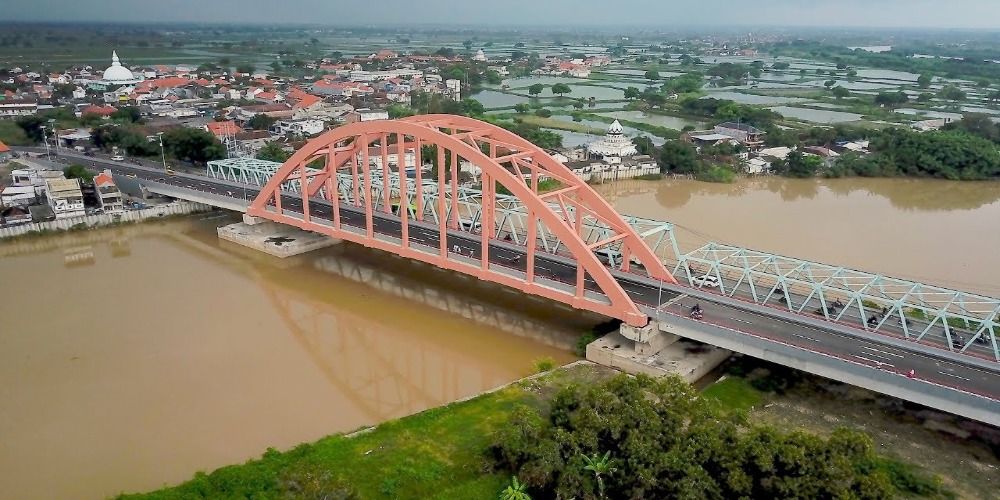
{"left": 44, "top": 178, "right": 86, "bottom": 219}
{"left": 93, "top": 171, "right": 125, "bottom": 213}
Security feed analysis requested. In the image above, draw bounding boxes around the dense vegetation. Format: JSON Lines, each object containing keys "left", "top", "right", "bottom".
{"left": 490, "top": 374, "right": 915, "bottom": 499}
{"left": 769, "top": 40, "right": 1000, "bottom": 81}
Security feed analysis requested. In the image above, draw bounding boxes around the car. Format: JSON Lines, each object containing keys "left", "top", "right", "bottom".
{"left": 111, "top": 155, "right": 125, "bottom": 161}
{"left": 691, "top": 275, "right": 720, "bottom": 288}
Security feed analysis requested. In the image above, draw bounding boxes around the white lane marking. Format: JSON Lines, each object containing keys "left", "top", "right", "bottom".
{"left": 730, "top": 317, "right": 753, "bottom": 325}
{"left": 855, "top": 356, "right": 893, "bottom": 368}
{"left": 861, "top": 346, "right": 904, "bottom": 358}
{"left": 864, "top": 352, "right": 893, "bottom": 361}
{"left": 939, "top": 371, "right": 971, "bottom": 381}
{"left": 791, "top": 333, "right": 820, "bottom": 342}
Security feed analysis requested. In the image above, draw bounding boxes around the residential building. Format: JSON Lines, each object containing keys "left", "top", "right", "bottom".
{"left": 44, "top": 178, "right": 86, "bottom": 219}
{"left": 1, "top": 206, "right": 32, "bottom": 226}
{"left": 345, "top": 108, "right": 389, "bottom": 123}
{"left": 362, "top": 144, "right": 417, "bottom": 169}
{"left": 0, "top": 185, "right": 37, "bottom": 206}
{"left": 93, "top": 171, "right": 124, "bottom": 213}
{"left": 713, "top": 122, "right": 766, "bottom": 151}
{"left": 445, "top": 79, "right": 462, "bottom": 101}
{"left": 686, "top": 133, "right": 738, "bottom": 149}
{"left": 273, "top": 119, "right": 325, "bottom": 137}
{"left": 0, "top": 99, "right": 38, "bottom": 117}
{"left": 206, "top": 120, "right": 244, "bottom": 138}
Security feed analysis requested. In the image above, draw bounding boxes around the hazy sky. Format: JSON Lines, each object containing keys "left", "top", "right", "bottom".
{"left": 5, "top": 0, "right": 1000, "bottom": 29}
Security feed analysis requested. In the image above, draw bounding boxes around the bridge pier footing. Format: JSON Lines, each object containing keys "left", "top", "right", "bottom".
{"left": 217, "top": 218, "right": 341, "bottom": 258}
{"left": 586, "top": 319, "right": 731, "bottom": 383}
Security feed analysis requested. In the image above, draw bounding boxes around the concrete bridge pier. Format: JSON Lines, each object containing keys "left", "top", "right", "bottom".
{"left": 217, "top": 214, "right": 342, "bottom": 258}
{"left": 587, "top": 318, "right": 731, "bottom": 383}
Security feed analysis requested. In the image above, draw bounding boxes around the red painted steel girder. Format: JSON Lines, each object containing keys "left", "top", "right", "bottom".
{"left": 247, "top": 115, "right": 675, "bottom": 326}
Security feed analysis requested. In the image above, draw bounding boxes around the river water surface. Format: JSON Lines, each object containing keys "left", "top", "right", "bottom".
{"left": 595, "top": 177, "right": 1000, "bottom": 297}
{"left": 0, "top": 216, "right": 580, "bottom": 499}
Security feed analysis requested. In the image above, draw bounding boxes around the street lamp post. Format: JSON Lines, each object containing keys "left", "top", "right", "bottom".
{"left": 40, "top": 126, "right": 50, "bottom": 158}
{"left": 48, "top": 119, "right": 61, "bottom": 156}
{"left": 147, "top": 132, "right": 166, "bottom": 171}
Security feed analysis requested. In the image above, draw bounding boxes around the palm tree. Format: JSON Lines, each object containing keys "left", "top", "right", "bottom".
{"left": 499, "top": 476, "right": 531, "bottom": 500}
{"left": 581, "top": 451, "right": 616, "bottom": 499}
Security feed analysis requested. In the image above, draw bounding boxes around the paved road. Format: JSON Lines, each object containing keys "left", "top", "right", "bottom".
{"left": 19, "top": 148, "right": 1000, "bottom": 403}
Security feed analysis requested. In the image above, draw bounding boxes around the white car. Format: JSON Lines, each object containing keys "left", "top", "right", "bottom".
{"left": 111, "top": 155, "right": 125, "bottom": 161}
{"left": 691, "top": 275, "right": 720, "bottom": 288}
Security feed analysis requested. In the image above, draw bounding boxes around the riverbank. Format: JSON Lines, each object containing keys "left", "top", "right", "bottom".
{"left": 0, "top": 201, "right": 214, "bottom": 240}
{"left": 121, "top": 360, "right": 973, "bottom": 499}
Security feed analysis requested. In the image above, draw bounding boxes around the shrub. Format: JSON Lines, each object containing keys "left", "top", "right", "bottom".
{"left": 533, "top": 357, "right": 556, "bottom": 373}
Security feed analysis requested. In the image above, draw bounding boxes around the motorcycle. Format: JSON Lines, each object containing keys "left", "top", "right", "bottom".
{"left": 689, "top": 304, "right": 704, "bottom": 320}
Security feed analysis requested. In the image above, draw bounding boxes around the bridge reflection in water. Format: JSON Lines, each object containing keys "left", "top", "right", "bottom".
{"left": 177, "top": 224, "right": 581, "bottom": 424}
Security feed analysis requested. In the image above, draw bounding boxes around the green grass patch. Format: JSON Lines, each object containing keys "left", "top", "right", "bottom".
{"left": 695, "top": 164, "right": 738, "bottom": 183}
{"left": 861, "top": 299, "right": 883, "bottom": 310}
{"left": 0, "top": 120, "right": 31, "bottom": 146}
{"left": 905, "top": 308, "right": 930, "bottom": 321}
{"left": 867, "top": 457, "right": 952, "bottom": 499}
{"left": 701, "top": 376, "right": 763, "bottom": 412}
{"left": 507, "top": 114, "right": 604, "bottom": 134}
{"left": 635, "top": 173, "right": 664, "bottom": 181}
{"left": 533, "top": 357, "right": 556, "bottom": 373}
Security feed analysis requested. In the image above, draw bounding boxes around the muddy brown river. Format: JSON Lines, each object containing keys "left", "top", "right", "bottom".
{"left": 0, "top": 216, "right": 582, "bottom": 499}
{"left": 3, "top": 176, "right": 999, "bottom": 498}
{"left": 595, "top": 177, "right": 1000, "bottom": 297}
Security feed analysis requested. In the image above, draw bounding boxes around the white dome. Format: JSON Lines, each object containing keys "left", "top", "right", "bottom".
{"left": 608, "top": 119, "right": 624, "bottom": 134}
{"left": 102, "top": 51, "right": 136, "bottom": 82}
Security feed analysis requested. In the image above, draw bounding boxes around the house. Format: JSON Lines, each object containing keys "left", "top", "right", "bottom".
{"left": 745, "top": 157, "right": 769, "bottom": 175}
{"left": 362, "top": 144, "right": 417, "bottom": 169}
{"left": 344, "top": 108, "right": 389, "bottom": 123}
{"left": 272, "top": 119, "right": 325, "bottom": 137}
{"left": 713, "top": 122, "right": 766, "bottom": 151}
{"left": 0, "top": 185, "right": 37, "bottom": 206}
{"left": 44, "top": 178, "right": 86, "bottom": 219}
{"left": 0, "top": 206, "right": 32, "bottom": 226}
{"left": 0, "top": 140, "right": 11, "bottom": 162}
{"left": 72, "top": 87, "right": 87, "bottom": 100}
{"left": 205, "top": 121, "right": 244, "bottom": 138}
{"left": 0, "top": 99, "right": 38, "bottom": 117}
{"left": 802, "top": 146, "right": 840, "bottom": 158}
{"left": 93, "top": 171, "right": 124, "bottom": 213}
{"left": 686, "top": 133, "right": 737, "bottom": 149}
{"left": 233, "top": 131, "right": 273, "bottom": 155}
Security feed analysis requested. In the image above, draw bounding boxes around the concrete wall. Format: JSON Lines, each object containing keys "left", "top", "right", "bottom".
{"left": 655, "top": 314, "right": 1000, "bottom": 427}
{"left": 0, "top": 201, "right": 213, "bottom": 240}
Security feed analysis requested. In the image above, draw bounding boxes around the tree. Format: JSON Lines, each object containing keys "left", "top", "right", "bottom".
{"left": 873, "top": 91, "right": 908, "bottom": 108}
{"left": 500, "top": 476, "right": 531, "bottom": 500}
{"left": 63, "top": 164, "right": 94, "bottom": 184}
{"left": 784, "top": 150, "right": 823, "bottom": 178}
{"left": 534, "top": 108, "right": 552, "bottom": 118}
{"left": 484, "top": 70, "right": 502, "bottom": 85}
{"left": 550, "top": 83, "right": 572, "bottom": 97}
{"left": 824, "top": 79, "right": 837, "bottom": 88}
{"left": 111, "top": 106, "right": 142, "bottom": 124}
{"left": 163, "top": 128, "right": 225, "bottom": 165}
{"left": 256, "top": 141, "right": 291, "bottom": 163}
{"left": 513, "top": 103, "right": 530, "bottom": 114}
{"left": 235, "top": 63, "right": 254, "bottom": 75}
{"left": 247, "top": 113, "right": 276, "bottom": 131}
{"left": 831, "top": 86, "right": 851, "bottom": 99}
{"left": 917, "top": 73, "right": 933, "bottom": 88}
{"left": 917, "top": 92, "right": 934, "bottom": 103}
{"left": 938, "top": 84, "right": 967, "bottom": 101}
{"left": 633, "top": 136, "right": 654, "bottom": 155}
{"left": 463, "top": 40, "right": 473, "bottom": 51}
{"left": 581, "top": 452, "right": 615, "bottom": 499}
{"left": 572, "top": 100, "right": 584, "bottom": 110}
{"left": 623, "top": 86, "right": 640, "bottom": 100}
{"left": 527, "top": 84, "right": 544, "bottom": 97}
{"left": 643, "top": 70, "right": 659, "bottom": 81}
{"left": 847, "top": 69, "right": 858, "bottom": 78}
{"left": 460, "top": 98, "right": 484, "bottom": 116}
{"left": 771, "top": 62, "right": 790, "bottom": 70}
{"left": 659, "top": 141, "right": 697, "bottom": 173}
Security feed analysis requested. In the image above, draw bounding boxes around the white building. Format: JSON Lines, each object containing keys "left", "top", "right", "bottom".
{"left": 445, "top": 79, "right": 462, "bottom": 101}
{"left": 273, "top": 119, "right": 325, "bottom": 136}
{"left": 96, "top": 51, "right": 143, "bottom": 86}
{"left": 363, "top": 145, "right": 417, "bottom": 169}
{"left": 45, "top": 178, "right": 86, "bottom": 219}
{"left": 586, "top": 120, "right": 638, "bottom": 158}
{"left": 473, "top": 49, "right": 488, "bottom": 62}
{"left": 0, "top": 185, "right": 37, "bottom": 207}
{"left": 345, "top": 108, "right": 389, "bottom": 123}
{"left": 93, "top": 171, "right": 124, "bottom": 213}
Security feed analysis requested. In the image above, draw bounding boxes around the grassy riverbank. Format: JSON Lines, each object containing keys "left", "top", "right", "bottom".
{"left": 119, "top": 359, "right": 978, "bottom": 500}
{"left": 118, "top": 364, "right": 613, "bottom": 500}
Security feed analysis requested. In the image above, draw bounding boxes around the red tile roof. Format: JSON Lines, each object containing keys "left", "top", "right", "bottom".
{"left": 94, "top": 172, "right": 116, "bottom": 187}
{"left": 292, "top": 93, "right": 322, "bottom": 108}
{"left": 82, "top": 105, "right": 117, "bottom": 116}
{"left": 150, "top": 77, "right": 190, "bottom": 89}
{"left": 206, "top": 121, "right": 243, "bottom": 136}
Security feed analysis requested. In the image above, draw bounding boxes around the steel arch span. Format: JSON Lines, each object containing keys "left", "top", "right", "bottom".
{"left": 247, "top": 114, "right": 675, "bottom": 326}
